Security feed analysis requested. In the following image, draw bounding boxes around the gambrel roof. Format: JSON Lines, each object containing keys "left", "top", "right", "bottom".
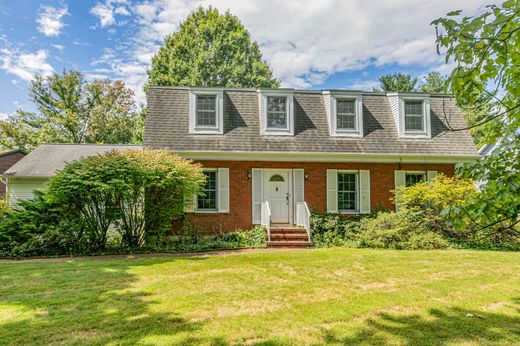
{"left": 144, "top": 87, "right": 478, "bottom": 159}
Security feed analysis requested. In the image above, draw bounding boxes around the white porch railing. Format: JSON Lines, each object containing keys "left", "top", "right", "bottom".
{"left": 296, "top": 202, "right": 311, "bottom": 241}
{"left": 261, "top": 201, "right": 272, "bottom": 241}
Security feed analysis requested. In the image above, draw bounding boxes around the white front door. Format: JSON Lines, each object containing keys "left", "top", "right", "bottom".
{"left": 266, "top": 171, "right": 290, "bottom": 223}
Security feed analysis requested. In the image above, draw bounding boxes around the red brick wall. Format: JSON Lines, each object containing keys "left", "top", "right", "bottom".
{"left": 0, "top": 152, "right": 25, "bottom": 195}
{"left": 186, "top": 160, "right": 455, "bottom": 232}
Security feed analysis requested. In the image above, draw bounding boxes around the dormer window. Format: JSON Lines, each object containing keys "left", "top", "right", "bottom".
{"left": 267, "top": 96, "right": 288, "bottom": 129}
{"left": 404, "top": 101, "right": 424, "bottom": 132}
{"left": 387, "top": 93, "right": 431, "bottom": 139}
{"left": 189, "top": 88, "right": 224, "bottom": 134}
{"left": 259, "top": 90, "right": 294, "bottom": 135}
{"left": 323, "top": 91, "right": 363, "bottom": 137}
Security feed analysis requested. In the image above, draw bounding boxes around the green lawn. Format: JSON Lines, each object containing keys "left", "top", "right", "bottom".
{"left": 0, "top": 248, "right": 519, "bottom": 345}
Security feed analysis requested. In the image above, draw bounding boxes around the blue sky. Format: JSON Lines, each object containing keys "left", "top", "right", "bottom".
{"left": 0, "top": 0, "right": 489, "bottom": 117}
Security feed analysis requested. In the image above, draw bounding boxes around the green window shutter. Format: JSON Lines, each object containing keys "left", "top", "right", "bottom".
{"left": 326, "top": 169, "right": 338, "bottom": 213}
{"left": 359, "top": 170, "right": 371, "bottom": 214}
{"left": 252, "top": 169, "right": 263, "bottom": 224}
{"left": 427, "top": 170, "right": 438, "bottom": 182}
{"left": 293, "top": 169, "right": 305, "bottom": 216}
{"left": 218, "top": 168, "right": 229, "bottom": 213}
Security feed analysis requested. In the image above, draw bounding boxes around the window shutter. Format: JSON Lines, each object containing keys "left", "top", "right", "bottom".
{"left": 427, "top": 170, "right": 437, "bottom": 182}
{"left": 218, "top": 168, "right": 229, "bottom": 213}
{"left": 359, "top": 170, "right": 370, "bottom": 214}
{"left": 293, "top": 169, "right": 305, "bottom": 216}
{"left": 252, "top": 169, "right": 263, "bottom": 224}
{"left": 326, "top": 169, "right": 338, "bottom": 213}
{"left": 394, "top": 170, "right": 405, "bottom": 211}
{"left": 184, "top": 193, "right": 196, "bottom": 212}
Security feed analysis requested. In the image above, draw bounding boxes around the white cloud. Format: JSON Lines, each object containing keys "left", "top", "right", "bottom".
{"left": 51, "top": 44, "right": 65, "bottom": 51}
{"left": 0, "top": 49, "right": 54, "bottom": 82}
{"left": 36, "top": 5, "right": 69, "bottom": 37}
{"left": 0, "top": 112, "right": 7, "bottom": 119}
{"left": 90, "top": 0, "right": 131, "bottom": 28}
{"left": 345, "top": 79, "right": 380, "bottom": 92}
{"left": 91, "top": 0, "right": 488, "bottom": 101}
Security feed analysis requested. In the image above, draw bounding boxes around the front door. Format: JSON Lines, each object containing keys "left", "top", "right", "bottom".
{"left": 266, "top": 171, "right": 289, "bottom": 223}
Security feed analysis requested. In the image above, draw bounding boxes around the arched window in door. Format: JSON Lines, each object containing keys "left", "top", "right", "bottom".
{"left": 269, "top": 174, "right": 285, "bottom": 182}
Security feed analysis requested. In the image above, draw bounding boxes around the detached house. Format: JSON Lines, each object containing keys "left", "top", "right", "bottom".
{"left": 144, "top": 87, "right": 478, "bottom": 238}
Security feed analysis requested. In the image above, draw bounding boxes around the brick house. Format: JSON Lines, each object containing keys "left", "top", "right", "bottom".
{"left": 144, "top": 87, "right": 479, "bottom": 242}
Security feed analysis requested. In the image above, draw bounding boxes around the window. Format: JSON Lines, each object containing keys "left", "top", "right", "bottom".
{"left": 405, "top": 173, "right": 425, "bottom": 187}
{"left": 338, "top": 172, "right": 358, "bottom": 212}
{"left": 196, "top": 95, "right": 217, "bottom": 127}
{"left": 198, "top": 171, "right": 217, "bottom": 210}
{"left": 267, "top": 96, "right": 287, "bottom": 129}
{"left": 336, "top": 99, "right": 356, "bottom": 130}
{"left": 404, "top": 101, "right": 424, "bottom": 131}
{"left": 269, "top": 174, "right": 285, "bottom": 182}
{"left": 189, "top": 89, "right": 224, "bottom": 134}
{"left": 259, "top": 91, "right": 294, "bottom": 135}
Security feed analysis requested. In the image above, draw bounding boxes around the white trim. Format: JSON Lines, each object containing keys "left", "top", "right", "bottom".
{"left": 336, "top": 170, "right": 360, "bottom": 214}
{"left": 395, "top": 94, "right": 431, "bottom": 139}
{"left": 323, "top": 91, "right": 363, "bottom": 137}
{"left": 258, "top": 90, "right": 294, "bottom": 136}
{"left": 172, "top": 150, "right": 478, "bottom": 164}
{"left": 189, "top": 88, "right": 224, "bottom": 135}
{"left": 193, "top": 168, "right": 219, "bottom": 213}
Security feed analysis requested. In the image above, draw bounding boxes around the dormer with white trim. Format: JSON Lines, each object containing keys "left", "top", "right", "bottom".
{"left": 387, "top": 93, "right": 431, "bottom": 139}
{"left": 323, "top": 90, "right": 363, "bottom": 137}
{"left": 189, "top": 88, "right": 224, "bottom": 135}
{"left": 258, "top": 89, "right": 294, "bottom": 136}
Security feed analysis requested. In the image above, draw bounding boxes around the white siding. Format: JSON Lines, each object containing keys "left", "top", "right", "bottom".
{"left": 387, "top": 94, "right": 400, "bottom": 134}
{"left": 7, "top": 178, "right": 48, "bottom": 205}
{"left": 322, "top": 92, "right": 332, "bottom": 134}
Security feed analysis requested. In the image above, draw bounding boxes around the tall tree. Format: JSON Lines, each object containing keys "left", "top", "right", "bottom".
{"left": 419, "top": 72, "right": 448, "bottom": 93}
{"left": 0, "top": 70, "right": 142, "bottom": 151}
{"left": 147, "top": 6, "right": 279, "bottom": 88}
{"left": 433, "top": 1, "right": 519, "bottom": 234}
{"left": 373, "top": 73, "right": 418, "bottom": 92}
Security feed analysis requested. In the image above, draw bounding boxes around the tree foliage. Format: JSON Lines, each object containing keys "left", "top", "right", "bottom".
{"left": 432, "top": 1, "right": 520, "bottom": 233}
{"left": 373, "top": 73, "right": 418, "bottom": 92}
{"left": 419, "top": 72, "right": 448, "bottom": 93}
{"left": 147, "top": 6, "right": 279, "bottom": 88}
{"left": 46, "top": 149, "right": 205, "bottom": 249}
{"left": 0, "top": 70, "right": 143, "bottom": 151}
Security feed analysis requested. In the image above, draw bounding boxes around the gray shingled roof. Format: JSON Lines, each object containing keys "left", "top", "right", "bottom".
{"left": 144, "top": 87, "right": 478, "bottom": 158}
{"left": 3, "top": 144, "right": 142, "bottom": 177}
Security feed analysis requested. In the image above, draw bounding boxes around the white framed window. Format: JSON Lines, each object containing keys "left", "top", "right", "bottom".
{"left": 198, "top": 170, "right": 218, "bottom": 211}
{"left": 189, "top": 89, "right": 224, "bottom": 134}
{"left": 337, "top": 171, "right": 358, "bottom": 212}
{"left": 258, "top": 90, "right": 294, "bottom": 135}
{"left": 323, "top": 91, "right": 363, "bottom": 137}
{"left": 396, "top": 94, "right": 431, "bottom": 138}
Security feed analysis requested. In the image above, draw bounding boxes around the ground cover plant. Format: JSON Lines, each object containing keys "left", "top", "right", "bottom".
{"left": 0, "top": 248, "right": 519, "bottom": 345}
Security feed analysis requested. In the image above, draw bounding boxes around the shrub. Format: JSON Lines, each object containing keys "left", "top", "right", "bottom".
{"left": 310, "top": 213, "right": 361, "bottom": 247}
{"left": 395, "top": 174, "right": 475, "bottom": 237}
{"left": 356, "top": 211, "right": 449, "bottom": 250}
{"left": 46, "top": 148, "right": 205, "bottom": 250}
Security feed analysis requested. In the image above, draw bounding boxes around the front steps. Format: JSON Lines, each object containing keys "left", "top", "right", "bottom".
{"left": 267, "top": 226, "right": 312, "bottom": 248}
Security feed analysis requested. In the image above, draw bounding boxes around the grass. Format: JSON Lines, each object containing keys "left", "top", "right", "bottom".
{"left": 0, "top": 248, "right": 519, "bottom": 345}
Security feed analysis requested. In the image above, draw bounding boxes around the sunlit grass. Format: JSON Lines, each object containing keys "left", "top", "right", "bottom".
{"left": 0, "top": 248, "right": 519, "bottom": 345}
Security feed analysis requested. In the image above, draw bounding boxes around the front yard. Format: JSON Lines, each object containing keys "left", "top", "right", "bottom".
{"left": 1, "top": 248, "right": 519, "bottom": 345}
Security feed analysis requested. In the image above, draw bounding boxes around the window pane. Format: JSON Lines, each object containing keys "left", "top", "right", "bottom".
{"left": 405, "top": 173, "right": 425, "bottom": 187}
{"left": 337, "top": 172, "right": 357, "bottom": 211}
{"left": 267, "top": 96, "right": 287, "bottom": 128}
{"left": 404, "top": 101, "right": 424, "bottom": 131}
{"left": 198, "top": 171, "right": 217, "bottom": 210}
{"left": 196, "top": 95, "right": 217, "bottom": 127}
{"left": 336, "top": 99, "right": 356, "bottom": 130}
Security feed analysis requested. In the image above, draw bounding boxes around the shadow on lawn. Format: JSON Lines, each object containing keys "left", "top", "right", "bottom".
{"left": 0, "top": 257, "right": 229, "bottom": 345}
{"left": 323, "top": 302, "right": 520, "bottom": 345}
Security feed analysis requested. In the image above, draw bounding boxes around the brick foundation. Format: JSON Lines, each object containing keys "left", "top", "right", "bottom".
{"left": 186, "top": 160, "right": 455, "bottom": 232}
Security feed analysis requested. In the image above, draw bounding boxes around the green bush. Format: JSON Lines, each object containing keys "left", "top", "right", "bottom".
{"left": 356, "top": 211, "right": 449, "bottom": 250}
{"left": 310, "top": 213, "right": 361, "bottom": 247}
